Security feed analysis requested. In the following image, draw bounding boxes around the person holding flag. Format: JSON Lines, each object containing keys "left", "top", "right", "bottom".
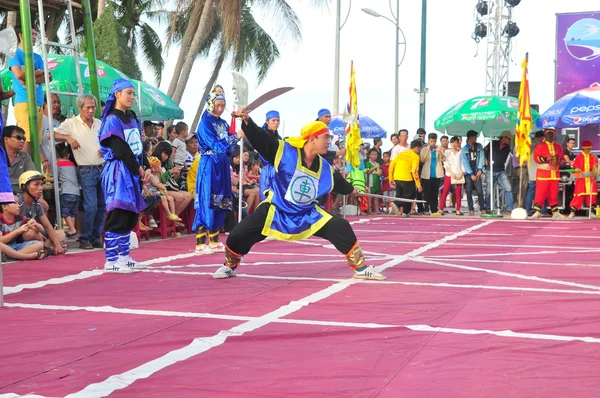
{"left": 513, "top": 53, "right": 533, "bottom": 218}
{"left": 211, "top": 108, "right": 385, "bottom": 281}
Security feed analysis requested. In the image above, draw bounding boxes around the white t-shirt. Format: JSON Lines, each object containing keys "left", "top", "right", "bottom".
{"left": 390, "top": 143, "right": 408, "bottom": 160}
{"left": 172, "top": 137, "right": 187, "bottom": 166}
{"left": 54, "top": 115, "right": 104, "bottom": 166}
{"left": 443, "top": 149, "right": 464, "bottom": 177}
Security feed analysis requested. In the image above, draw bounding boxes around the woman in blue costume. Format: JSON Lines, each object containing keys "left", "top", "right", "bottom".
{"left": 212, "top": 108, "right": 386, "bottom": 281}
{"left": 99, "top": 79, "right": 147, "bottom": 273}
{"left": 193, "top": 85, "right": 241, "bottom": 255}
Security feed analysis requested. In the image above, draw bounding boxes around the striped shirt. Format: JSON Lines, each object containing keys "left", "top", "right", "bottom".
{"left": 0, "top": 213, "right": 27, "bottom": 244}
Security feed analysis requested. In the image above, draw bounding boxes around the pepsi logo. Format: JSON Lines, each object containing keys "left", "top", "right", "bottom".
{"left": 574, "top": 116, "right": 582, "bottom": 123}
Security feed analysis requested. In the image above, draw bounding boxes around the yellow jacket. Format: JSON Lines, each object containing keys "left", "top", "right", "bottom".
{"left": 388, "top": 149, "right": 421, "bottom": 188}
{"left": 187, "top": 156, "right": 200, "bottom": 195}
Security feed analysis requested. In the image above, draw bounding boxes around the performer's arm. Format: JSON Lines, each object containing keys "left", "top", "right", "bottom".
{"left": 412, "top": 156, "right": 422, "bottom": 189}
{"left": 332, "top": 170, "right": 354, "bottom": 195}
{"left": 101, "top": 136, "right": 141, "bottom": 176}
{"left": 241, "top": 117, "right": 279, "bottom": 164}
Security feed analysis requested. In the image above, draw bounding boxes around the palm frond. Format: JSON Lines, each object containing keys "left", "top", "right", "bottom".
{"left": 248, "top": 0, "right": 302, "bottom": 44}
{"left": 138, "top": 21, "right": 165, "bottom": 85}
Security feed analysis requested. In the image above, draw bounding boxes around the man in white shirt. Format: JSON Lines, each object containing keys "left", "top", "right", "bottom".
{"left": 390, "top": 129, "right": 409, "bottom": 160}
{"left": 54, "top": 94, "right": 105, "bottom": 250}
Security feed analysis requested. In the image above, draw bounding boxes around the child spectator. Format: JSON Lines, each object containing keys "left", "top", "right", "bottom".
{"left": 147, "top": 156, "right": 182, "bottom": 222}
{"left": 55, "top": 143, "right": 79, "bottom": 238}
{"left": 246, "top": 159, "right": 262, "bottom": 185}
{"left": 364, "top": 148, "right": 382, "bottom": 213}
{"left": 380, "top": 151, "right": 393, "bottom": 213}
{"left": 0, "top": 194, "right": 46, "bottom": 260}
{"left": 172, "top": 122, "right": 189, "bottom": 167}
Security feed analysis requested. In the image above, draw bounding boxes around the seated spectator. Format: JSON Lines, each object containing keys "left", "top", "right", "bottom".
{"left": 172, "top": 122, "right": 189, "bottom": 167}
{"left": 55, "top": 143, "right": 79, "bottom": 238}
{"left": 246, "top": 159, "right": 261, "bottom": 184}
{"left": 0, "top": 194, "right": 46, "bottom": 260}
{"left": 8, "top": 26, "right": 47, "bottom": 154}
{"left": 147, "top": 156, "right": 181, "bottom": 221}
{"left": 187, "top": 155, "right": 200, "bottom": 196}
{"left": 17, "top": 170, "right": 66, "bottom": 255}
{"left": 230, "top": 148, "right": 259, "bottom": 212}
{"left": 3, "top": 126, "right": 36, "bottom": 193}
{"left": 151, "top": 141, "right": 192, "bottom": 222}
{"left": 185, "top": 134, "right": 199, "bottom": 169}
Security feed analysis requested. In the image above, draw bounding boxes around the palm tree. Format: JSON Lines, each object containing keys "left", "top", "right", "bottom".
{"left": 167, "top": 0, "right": 314, "bottom": 107}
{"left": 190, "top": 1, "right": 286, "bottom": 129}
{"left": 113, "top": 0, "right": 165, "bottom": 85}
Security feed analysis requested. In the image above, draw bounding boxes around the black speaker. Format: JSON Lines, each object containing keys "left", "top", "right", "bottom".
{"left": 506, "top": 81, "right": 520, "bottom": 98}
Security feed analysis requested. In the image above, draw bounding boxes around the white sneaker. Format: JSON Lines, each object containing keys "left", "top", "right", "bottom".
{"left": 195, "top": 244, "right": 214, "bottom": 255}
{"left": 213, "top": 265, "right": 237, "bottom": 279}
{"left": 552, "top": 212, "right": 566, "bottom": 220}
{"left": 529, "top": 211, "right": 542, "bottom": 219}
{"left": 118, "top": 255, "right": 147, "bottom": 269}
{"left": 353, "top": 265, "right": 386, "bottom": 281}
{"left": 209, "top": 242, "right": 226, "bottom": 252}
{"left": 148, "top": 218, "right": 158, "bottom": 228}
{"left": 567, "top": 212, "right": 575, "bottom": 219}
{"left": 104, "top": 260, "right": 135, "bottom": 274}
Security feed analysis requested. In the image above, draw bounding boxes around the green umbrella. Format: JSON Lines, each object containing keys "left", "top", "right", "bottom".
{"left": 1, "top": 54, "right": 183, "bottom": 121}
{"left": 434, "top": 95, "right": 539, "bottom": 137}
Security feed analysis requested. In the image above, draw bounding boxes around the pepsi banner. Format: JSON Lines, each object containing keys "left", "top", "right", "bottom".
{"left": 556, "top": 11, "right": 600, "bottom": 100}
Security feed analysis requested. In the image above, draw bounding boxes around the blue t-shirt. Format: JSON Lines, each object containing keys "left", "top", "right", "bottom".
{"left": 430, "top": 150, "right": 437, "bottom": 178}
{"left": 7, "top": 47, "right": 45, "bottom": 106}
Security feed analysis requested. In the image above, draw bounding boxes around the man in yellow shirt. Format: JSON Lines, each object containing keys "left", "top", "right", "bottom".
{"left": 389, "top": 140, "right": 423, "bottom": 217}
{"left": 187, "top": 155, "right": 200, "bottom": 196}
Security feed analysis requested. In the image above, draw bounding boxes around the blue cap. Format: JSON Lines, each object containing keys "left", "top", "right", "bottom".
{"left": 266, "top": 110, "right": 280, "bottom": 120}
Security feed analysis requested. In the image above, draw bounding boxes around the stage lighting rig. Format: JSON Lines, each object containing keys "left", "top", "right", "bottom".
{"left": 503, "top": 21, "right": 520, "bottom": 37}
{"left": 476, "top": 1, "right": 488, "bottom": 16}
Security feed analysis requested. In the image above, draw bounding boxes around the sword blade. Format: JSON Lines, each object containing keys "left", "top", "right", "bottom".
{"left": 245, "top": 87, "right": 294, "bottom": 113}
{"left": 358, "top": 192, "right": 426, "bottom": 203}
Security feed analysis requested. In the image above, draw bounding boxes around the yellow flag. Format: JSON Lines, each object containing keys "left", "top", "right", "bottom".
{"left": 515, "top": 53, "right": 532, "bottom": 166}
{"left": 345, "top": 61, "right": 362, "bottom": 168}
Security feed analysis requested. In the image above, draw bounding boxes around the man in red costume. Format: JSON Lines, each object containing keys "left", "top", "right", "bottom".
{"left": 530, "top": 128, "right": 565, "bottom": 219}
{"left": 568, "top": 140, "right": 598, "bottom": 218}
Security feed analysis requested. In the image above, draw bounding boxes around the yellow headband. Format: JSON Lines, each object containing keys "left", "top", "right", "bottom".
{"left": 286, "top": 121, "right": 330, "bottom": 149}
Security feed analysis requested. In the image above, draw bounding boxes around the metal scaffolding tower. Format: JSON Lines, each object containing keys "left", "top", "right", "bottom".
{"left": 484, "top": 0, "right": 516, "bottom": 96}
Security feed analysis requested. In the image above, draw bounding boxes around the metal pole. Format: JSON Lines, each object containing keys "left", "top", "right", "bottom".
{"left": 333, "top": 0, "right": 341, "bottom": 114}
{"left": 81, "top": 0, "right": 101, "bottom": 117}
{"left": 394, "top": 0, "right": 399, "bottom": 135}
{"left": 19, "top": 0, "right": 41, "bottom": 167}
{"left": 238, "top": 138, "right": 244, "bottom": 223}
{"left": 37, "top": 0, "right": 62, "bottom": 227}
{"left": 418, "top": 0, "right": 427, "bottom": 129}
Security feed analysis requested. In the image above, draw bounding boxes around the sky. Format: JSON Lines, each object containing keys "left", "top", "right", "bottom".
{"left": 10, "top": 0, "right": 599, "bottom": 148}
{"left": 147, "top": 0, "right": 597, "bottom": 146}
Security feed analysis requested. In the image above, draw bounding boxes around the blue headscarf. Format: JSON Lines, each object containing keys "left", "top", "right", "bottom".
{"left": 318, "top": 108, "right": 331, "bottom": 117}
{"left": 206, "top": 85, "right": 226, "bottom": 112}
{"left": 262, "top": 110, "right": 280, "bottom": 130}
{"left": 101, "top": 78, "right": 135, "bottom": 119}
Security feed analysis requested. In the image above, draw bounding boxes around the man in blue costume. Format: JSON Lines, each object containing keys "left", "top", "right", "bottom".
{"left": 99, "top": 79, "right": 147, "bottom": 273}
{"left": 193, "top": 85, "right": 241, "bottom": 255}
{"left": 258, "top": 110, "right": 281, "bottom": 201}
{"left": 213, "top": 108, "right": 386, "bottom": 281}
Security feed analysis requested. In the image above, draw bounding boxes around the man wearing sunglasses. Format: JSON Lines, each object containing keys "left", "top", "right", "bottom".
{"left": 3, "top": 126, "right": 36, "bottom": 193}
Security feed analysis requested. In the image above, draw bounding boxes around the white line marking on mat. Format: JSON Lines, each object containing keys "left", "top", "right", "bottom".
{"left": 412, "top": 256, "right": 600, "bottom": 291}
{"left": 3, "top": 270, "right": 103, "bottom": 295}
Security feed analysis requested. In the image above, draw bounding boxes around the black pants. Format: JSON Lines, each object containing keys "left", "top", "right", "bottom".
{"left": 226, "top": 203, "right": 357, "bottom": 256}
{"left": 422, "top": 178, "right": 440, "bottom": 213}
{"left": 394, "top": 180, "right": 416, "bottom": 214}
{"left": 464, "top": 175, "right": 486, "bottom": 212}
{"left": 105, "top": 209, "right": 138, "bottom": 234}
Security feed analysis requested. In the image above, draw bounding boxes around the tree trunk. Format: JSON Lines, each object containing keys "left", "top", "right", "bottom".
{"left": 97, "top": 0, "right": 105, "bottom": 18}
{"left": 45, "top": 12, "right": 56, "bottom": 52}
{"left": 7, "top": 11, "right": 17, "bottom": 27}
{"left": 166, "top": 0, "right": 205, "bottom": 98}
{"left": 191, "top": 48, "right": 226, "bottom": 131}
{"left": 171, "top": 0, "right": 213, "bottom": 104}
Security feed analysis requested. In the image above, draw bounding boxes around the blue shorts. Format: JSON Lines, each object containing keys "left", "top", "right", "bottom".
{"left": 8, "top": 240, "right": 38, "bottom": 251}
{"left": 60, "top": 194, "right": 80, "bottom": 218}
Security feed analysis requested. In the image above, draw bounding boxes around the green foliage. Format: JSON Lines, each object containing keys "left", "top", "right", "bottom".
{"left": 90, "top": 3, "right": 142, "bottom": 80}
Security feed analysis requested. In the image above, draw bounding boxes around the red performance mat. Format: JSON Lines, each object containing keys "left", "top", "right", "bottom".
{"left": 2, "top": 216, "right": 600, "bottom": 397}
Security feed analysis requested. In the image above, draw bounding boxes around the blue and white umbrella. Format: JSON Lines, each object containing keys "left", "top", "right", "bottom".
{"left": 537, "top": 84, "right": 600, "bottom": 129}
{"left": 329, "top": 114, "right": 387, "bottom": 139}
